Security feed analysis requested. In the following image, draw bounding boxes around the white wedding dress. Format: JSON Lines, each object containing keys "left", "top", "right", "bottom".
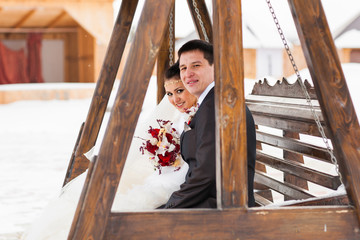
{"left": 22, "top": 96, "right": 188, "bottom": 240}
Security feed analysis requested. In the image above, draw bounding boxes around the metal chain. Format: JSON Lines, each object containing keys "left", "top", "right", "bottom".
{"left": 192, "top": 0, "right": 209, "bottom": 42}
{"left": 265, "top": 0, "right": 345, "bottom": 188}
{"left": 168, "top": 9, "right": 174, "bottom": 66}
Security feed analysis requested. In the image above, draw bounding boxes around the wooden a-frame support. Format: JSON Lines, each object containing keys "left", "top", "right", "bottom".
{"left": 67, "top": 0, "right": 360, "bottom": 239}
{"left": 62, "top": 0, "right": 139, "bottom": 186}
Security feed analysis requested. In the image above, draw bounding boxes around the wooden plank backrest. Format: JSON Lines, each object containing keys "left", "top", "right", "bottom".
{"left": 245, "top": 78, "right": 345, "bottom": 206}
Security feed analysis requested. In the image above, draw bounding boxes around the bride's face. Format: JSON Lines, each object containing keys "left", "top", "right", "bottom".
{"left": 165, "top": 78, "right": 197, "bottom": 113}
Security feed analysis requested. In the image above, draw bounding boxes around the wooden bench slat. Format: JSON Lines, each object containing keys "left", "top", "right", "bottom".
{"left": 284, "top": 194, "right": 349, "bottom": 206}
{"left": 246, "top": 94, "right": 320, "bottom": 107}
{"left": 254, "top": 171, "right": 314, "bottom": 200}
{"left": 254, "top": 192, "right": 273, "bottom": 206}
{"left": 247, "top": 101, "right": 324, "bottom": 123}
{"left": 256, "top": 131, "right": 332, "bottom": 163}
{"left": 257, "top": 151, "right": 341, "bottom": 190}
{"left": 254, "top": 189, "right": 273, "bottom": 202}
{"left": 252, "top": 114, "right": 326, "bottom": 137}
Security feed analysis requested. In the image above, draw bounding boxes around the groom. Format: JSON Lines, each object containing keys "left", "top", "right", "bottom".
{"left": 161, "top": 39, "right": 256, "bottom": 208}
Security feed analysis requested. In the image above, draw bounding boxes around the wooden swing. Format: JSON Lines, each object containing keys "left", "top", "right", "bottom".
{"left": 63, "top": 0, "right": 360, "bottom": 239}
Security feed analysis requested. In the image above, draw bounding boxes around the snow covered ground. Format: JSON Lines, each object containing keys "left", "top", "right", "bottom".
{"left": 0, "top": 64, "right": 359, "bottom": 239}
{"left": 0, "top": 99, "right": 91, "bottom": 240}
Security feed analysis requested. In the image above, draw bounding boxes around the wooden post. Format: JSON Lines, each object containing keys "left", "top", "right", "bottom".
{"left": 156, "top": 3, "right": 175, "bottom": 103}
{"left": 63, "top": 0, "right": 139, "bottom": 185}
{"left": 213, "top": 0, "right": 248, "bottom": 208}
{"left": 186, "top": 0, "right": 213, "bottom": 43}
{"left": 68, "top": 0, "right": 174, "bottom": 239}
{"left": 77, "top": 27, "right": 95, "bottom": 83}
{"left": 288, "top": 0, "right": 360, "bottom": 222}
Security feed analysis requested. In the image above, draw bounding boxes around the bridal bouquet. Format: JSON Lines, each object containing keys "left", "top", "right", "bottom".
{"left": 139, "top": 119, "right": 181, "bottom": 174}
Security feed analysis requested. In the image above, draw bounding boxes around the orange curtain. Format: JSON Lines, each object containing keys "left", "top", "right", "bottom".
{"left": 0, "top": 42, "right": 29, "bottom": 84}
{"left": 0, "top": 33, "right": 44, "bottom": 84}
{"left": 27, "top": 33, "right": 44, "bottom": 83}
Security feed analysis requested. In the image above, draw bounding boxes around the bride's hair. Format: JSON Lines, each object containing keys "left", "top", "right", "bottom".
{"left": 164, "top": 61, "right": 181, "bottom": 88}
{"left": 165, "top": 61, "right": 180, "bottom": 80}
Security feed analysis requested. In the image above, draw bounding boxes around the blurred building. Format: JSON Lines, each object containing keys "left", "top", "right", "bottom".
{"left": 0, "top": 0, "right": 113, "bottom": 84}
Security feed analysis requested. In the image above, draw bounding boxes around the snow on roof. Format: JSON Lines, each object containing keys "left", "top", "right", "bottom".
{"left": 114, "top": 0, "right": 360, "bottom": 49}
{"left": 180, "top": 0, "right": 360, "bottom": 48}
{"left": 242, "top": 0, "right": 360, "bottom": 48}
{"left": 242, "top": 23, "right": 263, "bottom": 49}
{"left": 322, "top": 0, "right": 360, "bottom": 36}
{"left": 335, "top": 29, "right": 360, "bottom": 48}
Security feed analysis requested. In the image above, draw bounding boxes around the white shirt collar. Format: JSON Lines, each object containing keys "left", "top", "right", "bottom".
{"left": 197, "top": 81, "right": 215, "bottom": 106}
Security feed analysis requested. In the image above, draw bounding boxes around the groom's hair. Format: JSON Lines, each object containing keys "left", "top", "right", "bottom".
{"left": 165, "top": 61, "right": 180, "bottom": 79}
{"left": 178, "top": 39, "right": 213, "bottom": 65}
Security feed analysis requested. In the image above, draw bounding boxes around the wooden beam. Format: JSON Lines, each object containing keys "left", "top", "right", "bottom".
{"left": 63, "top": 122, "right": 84, "bottom": 186}
{"left": 186, "top": 0, "right": 213, "bottom": 43}
{"left": 213, "top": 0, "right": 247, "bottom": 208}
{"left": 63, "top": 32, "right": 79, "bottom": 83}
{"left": 0, "top": 27, "right": 78, "bottom": 33}
{"left": 63, "top": 0, "right": 138, "bottom": 185}
{"left": 68, "top": 0, "right": 174, "bottom": 239}
{"left": 76, "top": 27, "right": 95, "bottom": 83}
{"left": 13, "top": 9, "right": 36, "bottom": 28}
{"left": 46, "top": 10, "right": 67, "bottom": 28}
{"left": 105, "top": 207, "right": 360, "bottom": 239}
{"left": 288, "top": 0, "right": 360, "bottom": 223}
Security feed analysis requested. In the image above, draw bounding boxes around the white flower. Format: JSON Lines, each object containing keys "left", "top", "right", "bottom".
{"left": 163, "top": 122, "right": 173, "bottom": 133}
{"left": 168, "top": 144, "right": 175, "bottom": 152}
{"left": 149, "top": 137, "right": 158, "bottom": 145}
{"left": 185, "top": 104, "right": 199, "bottom": 124}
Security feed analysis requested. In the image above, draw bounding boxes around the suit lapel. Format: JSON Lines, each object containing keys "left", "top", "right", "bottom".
{"left": 180, "top": 87, "right": 214, "bottom": 161}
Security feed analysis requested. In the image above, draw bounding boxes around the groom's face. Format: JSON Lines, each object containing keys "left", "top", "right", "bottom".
{"left": 179, "top": 50, "right": 214, "bottom": 98}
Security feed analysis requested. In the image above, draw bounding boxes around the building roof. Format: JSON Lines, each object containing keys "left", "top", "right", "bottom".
{"left": 168, "top": 0, "right": 360, "bottom": 49}
{"left": 0, "top": 0, "right": 113, "bottom": 44}
{"left": 335, "top": 29, "right": 360, "bottom": 48}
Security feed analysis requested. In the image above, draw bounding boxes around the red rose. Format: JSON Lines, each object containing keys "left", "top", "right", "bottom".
{"left": 174, "top": 143, "right": 180, "bottom": 152}
{"left": 145, "top": 140, "right": 158, "bottom": 155}
{"left": 165, "top": 132, "right": 173, "bottom": 142}
{"left": 158, "top": 151, "right": 175, "bottom": 166}
{"left": 148, "top": 127, "right": 160, "bottom": 138}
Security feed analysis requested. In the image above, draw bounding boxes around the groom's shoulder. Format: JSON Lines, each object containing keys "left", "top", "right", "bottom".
{"left": 202, "top": 88, "right": 215, "bottom": 106}
{"left": 202, "top": 87, "right": 215, "bottom": 104}
{"left": 196, "top": 89, "right": 215, "bottom": 118}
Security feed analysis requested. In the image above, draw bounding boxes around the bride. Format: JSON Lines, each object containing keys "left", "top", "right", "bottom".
{"left": 22, "top": 62, "right": 197, "bottom": 240}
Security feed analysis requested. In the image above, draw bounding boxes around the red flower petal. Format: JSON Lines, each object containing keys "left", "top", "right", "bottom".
{"left": 145, "top": 140, "right": 158, "bottom": 155}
